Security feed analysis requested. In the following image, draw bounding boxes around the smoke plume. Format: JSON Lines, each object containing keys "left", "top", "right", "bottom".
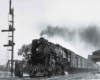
{"left": 40, "top": 25, "right": 76, "bottom": 41}
{"left": 79, "top": 25, "right": 100, "bottom": 47}
{"left": 40, "top": 25, "right": 100, "bottom": 48}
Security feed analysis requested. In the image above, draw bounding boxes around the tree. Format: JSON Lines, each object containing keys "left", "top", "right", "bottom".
{"left": 18, "top": 44, "right": 32, "bottom": 60}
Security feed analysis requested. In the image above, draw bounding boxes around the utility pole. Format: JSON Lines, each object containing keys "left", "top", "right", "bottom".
{"left": 1, "top": 0, "right": 15, "bottom": 76}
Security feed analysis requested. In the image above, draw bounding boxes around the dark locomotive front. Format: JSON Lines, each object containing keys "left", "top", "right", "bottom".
{"left": 27, "top": 37, "right": 70, "bottom": 77}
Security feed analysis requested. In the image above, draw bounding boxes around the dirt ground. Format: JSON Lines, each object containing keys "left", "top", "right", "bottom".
{"left": 1, "top": 72, "right": 100, "bottom": 80}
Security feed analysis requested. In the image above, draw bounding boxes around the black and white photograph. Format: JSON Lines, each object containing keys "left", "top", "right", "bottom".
{"left": 0, "top": 0, "right": 100, "bottom": 80}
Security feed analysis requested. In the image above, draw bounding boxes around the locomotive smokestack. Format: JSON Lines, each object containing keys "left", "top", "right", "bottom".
{"left": 9, "top": 0, "right": 12, "bottom": 14}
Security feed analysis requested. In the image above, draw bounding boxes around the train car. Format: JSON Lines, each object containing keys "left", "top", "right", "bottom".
{"left": 69, "top": 53, "right": 88, "bottom": 73}
{"left": 26, "top": 37, "right": 99, "bottom": 77}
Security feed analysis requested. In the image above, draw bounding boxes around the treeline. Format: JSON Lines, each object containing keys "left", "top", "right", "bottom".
{"left": 0, "top": 65, "right": 6, "bottom": 71}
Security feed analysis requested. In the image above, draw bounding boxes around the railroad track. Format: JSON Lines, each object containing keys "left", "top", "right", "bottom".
{"left": 0, "top": 72, "right": 92, "bottom": 80}
{"left": 41, "top": 72, "right": 91, "bottom": 80}
{"left": 22, "top": 72, "right": 91, "bottom": 80}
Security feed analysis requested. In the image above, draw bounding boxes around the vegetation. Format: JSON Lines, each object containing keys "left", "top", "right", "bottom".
{"left": 18, "top": 44, "right": 32, "bottom": 60}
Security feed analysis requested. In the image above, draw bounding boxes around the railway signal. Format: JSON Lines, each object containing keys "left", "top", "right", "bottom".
{"left": 2, "top": 25, "right": 15, "bottom": 32}
{"left": 4, "top": 40, "right": 15, "bottom": 47}
{"left": 1, "top": 0, "right": 15, "bottom": 77}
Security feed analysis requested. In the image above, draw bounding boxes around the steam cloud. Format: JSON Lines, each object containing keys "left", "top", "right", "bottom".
{"left": 40, "top": 25, "right": 100, "bottom": 48}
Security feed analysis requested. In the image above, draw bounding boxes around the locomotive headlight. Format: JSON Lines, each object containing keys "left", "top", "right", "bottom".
{"left": 37, "top": 41, "right": 40, "bottom": 43}
{"left": 36, "top": 48, "right": 39, "bottom": 51}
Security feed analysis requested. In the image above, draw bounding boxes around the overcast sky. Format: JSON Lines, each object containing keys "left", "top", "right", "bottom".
{"left": 0, "top": 0, "right": 100, "bottom": 65}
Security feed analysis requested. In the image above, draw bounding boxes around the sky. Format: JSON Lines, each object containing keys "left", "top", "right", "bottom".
{"left": 0, "top": 0, "right": 100, "bottom": 65}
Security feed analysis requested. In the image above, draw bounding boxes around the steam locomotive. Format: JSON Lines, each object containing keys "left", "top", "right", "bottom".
{"left": 27, "top": 37, "right": 99, "bottom": 77}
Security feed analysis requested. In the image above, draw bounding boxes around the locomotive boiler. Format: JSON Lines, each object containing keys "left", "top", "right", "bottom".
{"left": 27, "top": 37, "right": 70, "bottom": 77}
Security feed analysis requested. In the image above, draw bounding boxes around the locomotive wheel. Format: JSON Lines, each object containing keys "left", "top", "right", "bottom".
{"left": 19, "top": 71, "right": 23, "bottom": 77}
{"left": 43, "top": 72, "right": 47, "bottom": 77}
{"left": 61, "top": 70, "right": 65, "bottom": 75}
{"left": 47, "top": 70, "right": 52, "bottom": 77}
{"left": 52, "top": 70, "right": 55, "bottom": 76}
{"left": 29, "top": 70, "right": 37, "bottom": 78}
{"left": 58, "top": 69, "right": 62, "bottom": 75}
{"left": 29, "top": 70, "right": 33, "bottom": 78}
{"left": 57, "top": 67, "right": 62, "bottom": 75}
